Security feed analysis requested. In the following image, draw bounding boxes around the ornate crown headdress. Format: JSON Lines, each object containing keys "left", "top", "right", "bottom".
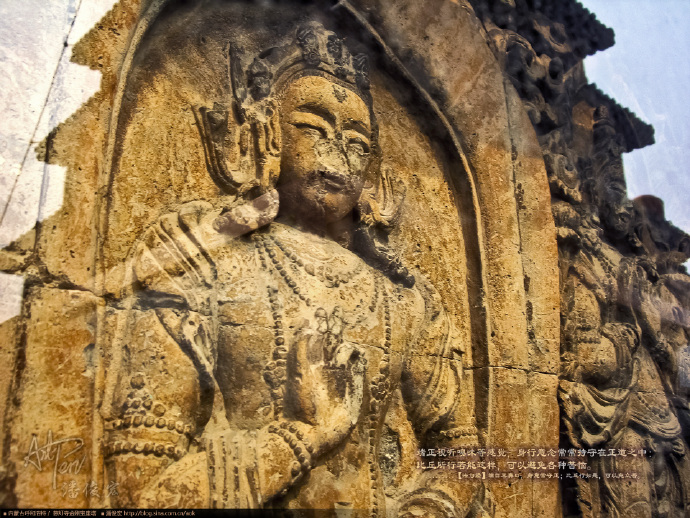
{"left": 243, "top": 22, "right": 370, "bottom": 102}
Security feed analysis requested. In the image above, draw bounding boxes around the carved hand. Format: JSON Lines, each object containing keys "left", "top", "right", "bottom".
{"left": 284, "top": 309, "right": 366, "bottom": 457}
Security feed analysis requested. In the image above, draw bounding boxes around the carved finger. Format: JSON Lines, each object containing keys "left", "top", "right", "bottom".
{"left": 142, "top": 223, "right": 183, "bottom": 279}
{"left": 158, "top": 213, "right": 210, "bottom": 288}
{"left": 266, "top": 101, "right": 281, "bottom": 155}
{"left": 208, "top": 118, "right": 229, "bottom": 178}
{"left": 238, "top": 123, "right": 251, "bottom": 157}
{"left": 325, "top": 307, "right": 344, "bottom": 363}
{"left": 315, "top": 308, "right": 328, "bottom": 335}
{"left": 328, "top": 307, "right": 344, "bottom": 338}
{"left": 288, "top": 319, "right": 311, "bottom": 376}
{"left": 136, "top": 215, "right": 213, "bottom": 312}
{"left": 286, "top": 320, "right": 317, "bottom": 424}
{"left": 173, "top": 207, "right": 217, "bottom": 287}
{"left": 253, "top": 120, "right": 267, "bottom": 161}
{"left": 335, "top": 344, "right": 366, "bottom": 430}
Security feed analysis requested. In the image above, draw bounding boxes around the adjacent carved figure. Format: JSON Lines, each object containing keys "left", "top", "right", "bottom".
{"left": 461, "top": 3, "right": 690, "bottom": 515}
{"left": 103, "top": 24, "right": 484, "bottom": 516}
{"left": 558, "top": 108, "right": 690, "bottom": 517}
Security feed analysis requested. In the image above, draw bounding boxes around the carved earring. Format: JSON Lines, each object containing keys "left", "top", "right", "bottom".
{"left": 253, "top": 99, "right": 281, "bottom": 194}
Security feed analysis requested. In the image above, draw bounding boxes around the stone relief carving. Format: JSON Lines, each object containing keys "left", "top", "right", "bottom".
{"left": 102, "top": 22, "right": 487, "bottom": 515}
{"left": 557, "top": 108, "right": 690, "bottom": 517}
{"left": 471, "top": 1, "right": 690, "bottom": 516}
{"left": 10, "top": 1, "right": 676, "bottom": 515}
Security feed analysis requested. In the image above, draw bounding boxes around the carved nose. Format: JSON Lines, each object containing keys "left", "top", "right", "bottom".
{"left": 317, "top": 138, "right": 350, "bottom": 173}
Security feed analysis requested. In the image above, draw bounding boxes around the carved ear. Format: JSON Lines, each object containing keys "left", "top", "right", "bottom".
{"left": 358, "top": 165, "right": 405, "bottom": 233}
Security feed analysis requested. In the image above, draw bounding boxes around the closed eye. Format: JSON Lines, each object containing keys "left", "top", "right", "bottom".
{"left": 347, "top": 137, "right": 370, "bottom": 154}
{"left": 291, "top": 122, "right": 327, "bottom": 139}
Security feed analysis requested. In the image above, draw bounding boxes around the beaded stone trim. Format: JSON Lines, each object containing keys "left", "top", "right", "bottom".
{"left": 366, "top": 276, "right": 391, "bottom": 518}
{"left": 440, "top": 427, "right": 479, "bottom": 440}
{"left": 107, "top": 416, "right": 193, "bottom": 436}
{"left": 105, "top": 440, "right": 185, "bottom": 460}
{"left": 268, "top": 421, "right": 315, "bottom": 488}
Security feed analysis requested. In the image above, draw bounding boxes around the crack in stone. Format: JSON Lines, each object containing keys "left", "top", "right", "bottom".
{"left": 0, "top": 0, "right": 85, "bottom": 230}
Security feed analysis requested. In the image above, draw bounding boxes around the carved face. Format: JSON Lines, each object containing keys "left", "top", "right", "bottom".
{"left": 277, "top": 75, "right": 372, "bottom": 225}
{"left": 599, "top": 176, "right": 633, "bottom": 239}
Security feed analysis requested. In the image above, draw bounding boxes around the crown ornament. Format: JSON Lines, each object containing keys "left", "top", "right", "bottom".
{"left": 192, "top": 22, "right": 411, "bottom": 286}
{"left": 245, "top": 22, "right": 371, "bottom": 103}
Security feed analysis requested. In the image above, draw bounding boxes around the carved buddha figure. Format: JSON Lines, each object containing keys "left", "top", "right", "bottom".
{"left": 559, "top": 107, "right": 689, "bottom": 516}
{"left": 104, "top": 24, "right": 483, "bottom": 516}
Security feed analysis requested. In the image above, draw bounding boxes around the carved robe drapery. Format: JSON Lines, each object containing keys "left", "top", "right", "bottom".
{"left": 104, "top": 200, "right": 475, "bottom": 514}
{"left": 559, "top": 238, "right": 689, "bottom": 517}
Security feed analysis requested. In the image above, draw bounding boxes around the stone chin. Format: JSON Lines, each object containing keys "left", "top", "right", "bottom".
{"left": 277, "top": 169, "right": 364, "bottom": 224}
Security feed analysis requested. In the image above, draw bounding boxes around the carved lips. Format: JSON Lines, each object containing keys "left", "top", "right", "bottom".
{"left": 319, "top": 170, "right": 352, "bottom": 192}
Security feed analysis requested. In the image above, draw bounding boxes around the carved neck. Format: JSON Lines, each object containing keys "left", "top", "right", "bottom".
{"left": 274, "top": 212, "right": 356, "bottom": 249}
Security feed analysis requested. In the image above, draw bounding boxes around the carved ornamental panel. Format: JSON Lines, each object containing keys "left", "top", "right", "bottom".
{"left": 0, "top": 1, "right": 572, "bottom": 516}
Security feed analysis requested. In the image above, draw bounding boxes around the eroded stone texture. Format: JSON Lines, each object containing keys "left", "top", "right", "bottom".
{"left": 471, "top": 1, "right": 690, "bottom": 516}
{"left": 0, "top": 0, "right": 684, "bottom": 516}
{"left": 6, "top": 288, "right": 100, "bottom": 508}
{"left": 96, "top": 18, "right": 493, "bottom": 514}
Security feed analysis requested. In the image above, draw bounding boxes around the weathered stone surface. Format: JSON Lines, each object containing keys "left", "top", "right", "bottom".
{"left": 0, "top": 316, "right": 20, "bottom": 470}
{"left": 472, "top": 0, "right": 690, "bottom": 515}
{"left": 7, "top": 288, "right": 100, "bottom": 508}
{"left": 0, "top": 0, "right": 686, "bottom": 516}
{"left": 527, "top": 372, "right": 561, "bottom": 518}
